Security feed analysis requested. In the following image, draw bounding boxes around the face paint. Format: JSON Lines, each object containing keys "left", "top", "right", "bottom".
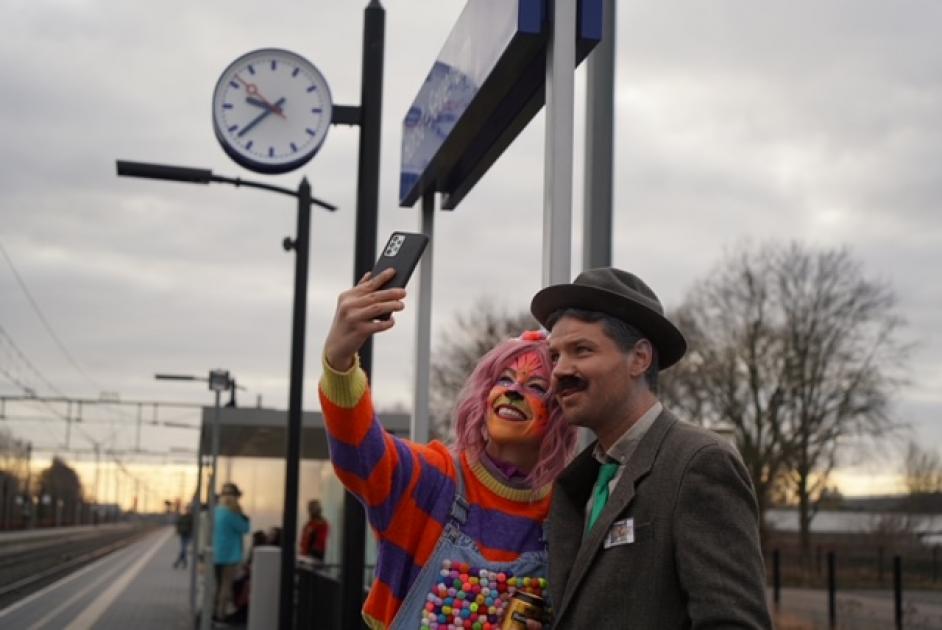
{"left": 485, "top": 351, "right": 551, "bottom": 446}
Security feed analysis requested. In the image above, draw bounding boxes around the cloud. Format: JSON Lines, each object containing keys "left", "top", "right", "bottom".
{"left": 1, "top": 0, "right": 940, "bottom": 485}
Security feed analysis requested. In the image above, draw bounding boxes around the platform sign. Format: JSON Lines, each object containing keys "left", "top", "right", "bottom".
{"left": 399, "top": 0, "right": 602, "bottom": 210}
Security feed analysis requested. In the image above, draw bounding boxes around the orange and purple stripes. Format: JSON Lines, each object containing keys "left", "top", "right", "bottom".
{"left": 319, "top": 362, "right": 553, "bottom": 629}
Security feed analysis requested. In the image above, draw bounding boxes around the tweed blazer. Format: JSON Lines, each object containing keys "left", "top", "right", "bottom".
{"left": 547, "top": 409, "right": 772, "bottom": 629}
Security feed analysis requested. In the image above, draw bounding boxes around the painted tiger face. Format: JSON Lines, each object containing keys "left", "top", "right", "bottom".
{"left": 485, "top": 351, "right": 551, "bottom": 446}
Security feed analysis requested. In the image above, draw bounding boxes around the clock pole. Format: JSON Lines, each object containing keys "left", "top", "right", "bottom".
{"left": 279, "top": 177, "right": 311, "bottom": 630}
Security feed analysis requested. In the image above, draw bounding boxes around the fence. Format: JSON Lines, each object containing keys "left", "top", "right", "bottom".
{"left": 766, "top": 532, "right": 941, "bottom": 629}
{"left": 764, "top": 534, "right": 941, "bottom": 590}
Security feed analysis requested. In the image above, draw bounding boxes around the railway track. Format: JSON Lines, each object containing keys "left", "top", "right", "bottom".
{"left": 0, "top": 522, "right": 160, "bottom": 609}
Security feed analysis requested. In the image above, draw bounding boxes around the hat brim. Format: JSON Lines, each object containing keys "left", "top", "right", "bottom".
{"left": 531, "top": 284, "right": 687, "bottom": 369}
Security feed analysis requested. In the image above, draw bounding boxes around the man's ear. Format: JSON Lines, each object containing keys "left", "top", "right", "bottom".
{"left": 628, "top": 339, "right": 654, "bottom": 377}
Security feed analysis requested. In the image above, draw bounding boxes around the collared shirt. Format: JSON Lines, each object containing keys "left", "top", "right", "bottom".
{"left": 585, "top": 400, "right": 663, "bottom": 523}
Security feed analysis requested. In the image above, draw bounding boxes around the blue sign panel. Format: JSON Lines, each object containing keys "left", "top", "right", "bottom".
{"left": 400, "top": 0, "right": 603, "bottom": 209}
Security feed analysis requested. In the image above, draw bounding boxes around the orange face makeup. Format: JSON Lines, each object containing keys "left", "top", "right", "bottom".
{"left": 485, "top": 351, "right": 551, "bottom": 446}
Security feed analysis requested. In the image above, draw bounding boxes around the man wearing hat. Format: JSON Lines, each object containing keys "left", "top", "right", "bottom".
{"left": 213, "top": 481, "right": 250, "bottom": 624}
{"left": 531, "top": 268, "right": 771, "bottom": 628}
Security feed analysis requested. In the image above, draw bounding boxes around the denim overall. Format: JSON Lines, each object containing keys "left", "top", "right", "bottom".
{"left": 389, "top": 457, "right": 549, "bottom": 629}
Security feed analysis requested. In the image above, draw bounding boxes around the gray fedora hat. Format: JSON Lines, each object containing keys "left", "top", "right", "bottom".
{"left": 530, "top": 267, "right": 687, "bottom": 369}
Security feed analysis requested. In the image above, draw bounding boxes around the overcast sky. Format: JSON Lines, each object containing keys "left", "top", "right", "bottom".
{"left": 2, "top": 0, "right": 940, "bottom": 496}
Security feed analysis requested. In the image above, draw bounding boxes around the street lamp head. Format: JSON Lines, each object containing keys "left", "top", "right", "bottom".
{"left": 208, "top": 369, "right": 231, "bottom": 393}
{"left": 116, "top": 160, "right": 213, "bottom": 184}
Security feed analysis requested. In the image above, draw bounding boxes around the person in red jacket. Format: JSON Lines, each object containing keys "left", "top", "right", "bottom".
{"left": 299, "top": 499, "right": 329, "bottom": 561}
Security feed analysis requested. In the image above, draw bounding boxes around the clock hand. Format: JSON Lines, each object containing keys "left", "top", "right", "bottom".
{"left": 246, "top": 96, "right": 270, "bottom": 110}
{"left": 245, "top": 96, "right": 287, "bottom": 116}
{"left": 238, "top": 96, "right": 286, "bottom": 138}
{"left": 235, "top": 73, "right": 286, "bottom": 118}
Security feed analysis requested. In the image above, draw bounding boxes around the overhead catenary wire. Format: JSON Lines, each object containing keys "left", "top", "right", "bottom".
{"left": 0, "top": 243, "right": 206, "bottom": 505}
{"left": 0, "top": 325, "right": 68, "bottom": 398}
{"left": 0, "top": 238, "right": 105, "bottom": 394}
{"left": 2, "top": 364, "right": 193, "bottom": 504}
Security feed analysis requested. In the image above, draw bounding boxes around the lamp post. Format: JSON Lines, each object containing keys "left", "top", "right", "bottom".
{"left": 156, "top": 370, "right": 234, "bottom": 630}
{"left": 123, "top": 162, "right": 336, "bottom": 628}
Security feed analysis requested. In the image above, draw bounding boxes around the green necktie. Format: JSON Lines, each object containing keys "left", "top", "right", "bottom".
{"left": 587, "top": 462, "right": 620, "bottom": 532}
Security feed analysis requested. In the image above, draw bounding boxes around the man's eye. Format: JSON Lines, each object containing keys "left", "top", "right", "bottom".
{"left": 496, "top": 376, "right": 514, "bottom": 386}
{"left": 549, "top": 353, "right": 559, "bottom": 364}
{"left": 527, "top": 382, "right": 547, "bottom": 394}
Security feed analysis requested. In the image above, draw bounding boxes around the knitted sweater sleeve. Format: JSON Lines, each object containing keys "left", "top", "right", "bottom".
{"left": 318, "top": 354, "right": 453, "bottom": 529}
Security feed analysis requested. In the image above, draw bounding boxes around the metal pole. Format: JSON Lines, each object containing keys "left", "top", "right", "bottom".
{"left": 542, "top": 0, "right": 577, "bottom": 287}
{"left": 827, "top": 551, "right": 836, "bottom": 629}
{"left": 341, "top": 3, "right": 384, "bottom": 629}
{"left": 201, "top": 389, "right": 221, "bottom": 630}
{"left": 94, "top": 443, "right": 100, "bottom": 504}
{"left": 66, "top": 401, "right": 72, "bottom": 449}
{"left": 582, "top": 0, "right": 615, "bottom": 270}
{"left": 412, "top": 190, "right": 434, "bottom": 443}
{"left": 279, "top": 178, "right": 313, "bottom": 630}
{"left": 190, "top": 437, "right": 204, "bottom": 613}
{"left": 894, "top": 555, "right": 902, "bottom": 630}
{"left": 772, "top": 548, "right": 780, "bottom": 608}
{"left": 136, "top": 403, "right": 143, "bottom": 452}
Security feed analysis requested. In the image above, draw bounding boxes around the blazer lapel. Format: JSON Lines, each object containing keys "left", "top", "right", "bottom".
{"left": 555, "top": 411, "right": 678, "bottom": 620}
{"left": 549, "top": 445, "right": 599, "bottom": 610}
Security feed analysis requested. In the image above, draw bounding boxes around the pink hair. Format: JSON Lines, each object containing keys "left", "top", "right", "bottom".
{"left": 450, "top": 335, "right": 577, "bottom": 490}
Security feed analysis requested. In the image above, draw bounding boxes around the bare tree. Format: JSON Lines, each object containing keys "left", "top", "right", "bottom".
{"left": 429, "top": 303, "right": 538, "bottom": 440}
{"left": 660, "top": 247, "right": 797, "bottom": 539}
{"left": 775, "top": 244, "right": 905, "bottom": 559}
{"left": 902, "top": 441, "right": 942, "bottom": 512}
{"left": 37, "top": 456, "right": 84, "bottom": 526}
{"left": 0, "top": 429, "right": 30, "bottom": 528}
{"left": 660, "top": 242, "right": 906, "bottom": 559}
{"left": 904, "top": 441, "right": 942, "bottom": 495}
{"left": 0, "top": 428, "right": 30, "bottom": 479}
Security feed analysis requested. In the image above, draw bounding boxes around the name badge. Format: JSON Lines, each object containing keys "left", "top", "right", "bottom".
{"left": 604, "top": 518, "right": 634, "bottom": 548}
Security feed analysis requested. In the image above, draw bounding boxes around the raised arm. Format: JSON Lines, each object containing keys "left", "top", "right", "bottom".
{"left": 323, "top": 268, "right": 404, "bottom": 371}
{"left": 319, "top": 269, "right": 451, "bottom": 520}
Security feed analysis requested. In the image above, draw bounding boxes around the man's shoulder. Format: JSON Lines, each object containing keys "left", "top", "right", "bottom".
{"left": 659, "top": 410, "right": 740, "bottom": 462}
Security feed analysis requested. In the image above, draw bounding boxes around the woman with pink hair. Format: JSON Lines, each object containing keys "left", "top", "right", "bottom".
{"left": 319, "top": 269, "right": 578, "bottom": 629}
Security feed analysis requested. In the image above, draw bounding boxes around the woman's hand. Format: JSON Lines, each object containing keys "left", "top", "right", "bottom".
{"left": 323, "top": 268, "right": 406, "bottom": 371}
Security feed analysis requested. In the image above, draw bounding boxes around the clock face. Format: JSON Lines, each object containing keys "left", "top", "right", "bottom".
{"left": 212, "top": 48, "right": 333, "bottom": 174}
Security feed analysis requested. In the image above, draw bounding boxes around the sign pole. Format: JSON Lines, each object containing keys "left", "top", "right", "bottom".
{"left": 583, "top": 0, "right": 615, "bottom": 270}
{"left": 412, "top": 190, "right": 435, "bottom": 444}
{"left": 543, "top": 0, "right": 578, "bottom": 287}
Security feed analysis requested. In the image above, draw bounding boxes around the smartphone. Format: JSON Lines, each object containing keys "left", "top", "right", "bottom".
{"left": 370, "top": 231, "right": 429, "bottom": 319}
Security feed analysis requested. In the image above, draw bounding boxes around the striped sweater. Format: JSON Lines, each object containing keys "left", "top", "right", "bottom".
{"left": 319, "top": 356, "right": 553, "bottom": 629}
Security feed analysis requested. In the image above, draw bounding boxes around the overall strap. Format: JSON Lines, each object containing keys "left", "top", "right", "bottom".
{"left": 448, "top": 453, "right": 470, "bottom": 525}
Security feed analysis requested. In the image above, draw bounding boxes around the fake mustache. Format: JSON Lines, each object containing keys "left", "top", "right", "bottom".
{"left": 554, "top": 376, "right": 588, "bottom": 396}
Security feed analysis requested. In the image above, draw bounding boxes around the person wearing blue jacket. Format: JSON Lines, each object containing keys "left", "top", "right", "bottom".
{"left": 213, "top": 482, "right": 250, "bottom": 624}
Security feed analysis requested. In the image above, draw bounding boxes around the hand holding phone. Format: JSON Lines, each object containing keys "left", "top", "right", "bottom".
{"left": 323, "top": 232, "right": 428, "bottom": 371}
{"left": 370, "top": 232, "right": 429, "bottom": 319}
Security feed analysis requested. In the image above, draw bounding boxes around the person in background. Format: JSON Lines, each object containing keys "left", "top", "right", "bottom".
{"left": 172, "top": 507, "right": 193, "bottom": 569}
{"left": 230, "top": 530, "right": 271, "bottom": 626}
{"left": 213, "top": 482, "right": 250, "bottom": 625}
{"left": 266, "top": 526, "right": 283, "bottom": 548}
{"left": 318, "top": 269, "right": 578, "bottom": 629}
{"left": 250, "top": 529, "right": 268, "bottom": 552}
{"left": 299, "top": 499, "right": 329, "bottom": 562}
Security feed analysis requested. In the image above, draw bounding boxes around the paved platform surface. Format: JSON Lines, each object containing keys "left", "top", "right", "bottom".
{"left": 0, "top": 526, "right": 193, "bottom": 630}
